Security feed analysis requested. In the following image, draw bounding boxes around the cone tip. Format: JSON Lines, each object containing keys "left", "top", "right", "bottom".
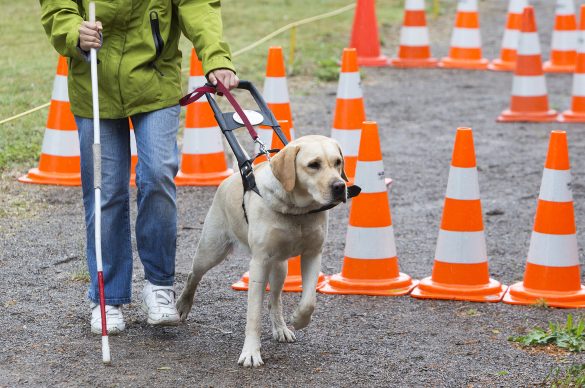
{"left": 358, "top": 121, "right": 382, "bottom": 162}
{"left": 341, "top": 48, "right": 359, "bottom": 73}
{"left": 266, "top": 46, "right": 286, "bottom": 77}
{"left": 451, "top": 127, "right": 476, "bottom": 168}
{"left": 56, "top": 56, "right": 69, "bottom": 76}
{"left": 545, "top": 130, "right": 570, "bottom": 170}
{"left": 521, "top": 6, "right": 537, "bottom": 33}
{"left": 190, "top": 49, "right": 204, "bottom": 76}
{"left": 362, "top": 121, "right": 378, "bottom": 129}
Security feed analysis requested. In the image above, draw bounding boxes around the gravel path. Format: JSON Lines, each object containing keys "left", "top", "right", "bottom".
{"left": 1, "top": 1, "right": 585, "bottom": 386}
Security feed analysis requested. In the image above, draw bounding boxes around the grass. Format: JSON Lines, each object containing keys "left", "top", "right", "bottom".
{"left": 509, "top": 314, "right": 585, "bottom": 353}
{"left": 0, "top": 0, "right": 404, "bottom": 174}
{"left": 71, "top": 265, "right": 90, "bottom": 283}
{"left": 545, "top": 364, "right": 585, "bottom": 387}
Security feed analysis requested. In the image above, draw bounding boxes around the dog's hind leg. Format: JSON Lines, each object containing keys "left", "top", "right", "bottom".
{"left": 176, "top": 212, "right": 233, "bottom": 322}
{"left": 268, "top": 260, "right": 296, "bottom": 343}
{"left": 291, "top": 252, "right": 322, "bottom": 330}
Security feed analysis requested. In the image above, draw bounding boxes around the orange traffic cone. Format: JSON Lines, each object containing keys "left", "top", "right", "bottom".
{"left": 319, "top": 121, "right": 417, "bottom": 296}
{"left": 489, "top": 0, "right": 530, "bottom": 71}
{"left": 503, "top": 131, "right": 585, "bottom": 308}
{"left": 330, "top": 48, "right": 365, "bottom": 183}
{"left": 19, "top": 56, "right": 81, "bottom": 186}
{"left": 498, "top": 6, "right": 557, "bottom": 122}
{"left": 129, "top": 119, "right": 137, "bottom": 187}
{"left": 438, "top": 0, "right": 488, "bottom": 70}
{"left": 349, "top": 0, "right": 389, "bottom": 66}
{"left": 411, "top": 128, "right": 506, "bottom": 303}
{"left": 559, "top": 5, "right": 585, "bottom": 122}
{"left": 544, "top": 0, "right": 577, "bottom": 73}
{"left": 232, "top": 121, "right": 326, "bottom": 293}
{"left": 255, "top": 47, "right": 295, "bottom": 165}
{"left": 390, "top": 0, "right": 438, "bottom": 68}
{"left": 175, "top": 49, "right": 232, "bottom": 186}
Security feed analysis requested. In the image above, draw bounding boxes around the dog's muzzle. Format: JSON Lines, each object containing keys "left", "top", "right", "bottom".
{"left": 331, "top": 181, "right": 347, "bottom": 203}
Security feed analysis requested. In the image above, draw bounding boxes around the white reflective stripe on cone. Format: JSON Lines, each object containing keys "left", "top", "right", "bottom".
{"left": 331, "top": 128, "right": 361, "bottom": 157}
{"left": 517, "top": 32, "right": 542, "bottom": 56}
{"left": 183, "top": 126, "right": 224, "bottom": 154}
{"left": 434, "top": 230, "right": 487, "bottom": 264}
{"left": 572, "top": 73, "right": 585, "bottom": 96}
{"left": 538, "top": 168, "right": 572, "bottom": 202}
{"left": 509, "top": 0, "right": 529, "bottom": 14}
{"left": 263, "top": 77, "right": 290, "bottom": 104}
{"left": 578, "top": 31, "right": 585, "bottom": 53}
{"left": 450, "top": 28, "right": 482, "bottom": 48}
{"left": 130, "top": 130, "right": 137, "bottom": 156}
{"left": 51, "top": 75, "right": 69, "bottom": 102}
{"left": 556, "top": 0, "right": 576, "bottom": 16}
{"left": 405, "top": 0, "right": 425, "bottom": 11}
{"left": 527, "top": 231, "right": 579, "bottom": 267}
{"left": 41, "top": 128, "right": 80, "bottom": 157}
{"left": 400, "top": 27, "right": 430, "bottom": 46}
{"left": 336, "top": 72, "right": 363, "bottom": 99}
{"left": 345, "top": 225, "right": 397, "bottom": 260}
{"left": 354, "top": 160, "right": 386, "bottom": 194}
{"left": 445, "top": 167, "right": 480, "bottom": 200}
{"left": 188, "top": 76, "right": 207, "bottom": 92}
{"left": 551, "top": 30, "right": 578, "bottom": 51}
{"left": 502, "top": 29, "right": 521, "bottom": 50}
{"left": 456, "top": 0, "right": 479, "bottom": 13}
{"left": 512, "top": 76, "right": 547, "bottom": 96}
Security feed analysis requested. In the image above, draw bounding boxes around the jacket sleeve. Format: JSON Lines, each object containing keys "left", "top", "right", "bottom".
{"left": 173, "top": 0, "right": 236, "bottom": 76}
{"left": 39, "top": 0, "right": 86, "bottom": 60}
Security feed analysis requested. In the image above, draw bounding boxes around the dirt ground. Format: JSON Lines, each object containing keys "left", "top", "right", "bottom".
{"left": 1, "top": 0, "right": 585, "bottom": 386}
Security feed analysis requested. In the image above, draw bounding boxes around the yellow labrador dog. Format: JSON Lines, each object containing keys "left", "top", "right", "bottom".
{"left": 176, "top": 135, "right": 348, "bottom": 367}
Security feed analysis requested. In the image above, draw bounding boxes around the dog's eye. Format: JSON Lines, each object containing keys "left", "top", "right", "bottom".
{"left": 308, "top": 161, "right": 321, "bottom": 170}
{"left": 334, "top": 159, "right": 342, "bottom": 167}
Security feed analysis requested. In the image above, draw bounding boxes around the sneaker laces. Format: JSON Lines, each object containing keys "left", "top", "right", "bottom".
{"left": 152, "top": 287, "right": 175, "bottom": 306}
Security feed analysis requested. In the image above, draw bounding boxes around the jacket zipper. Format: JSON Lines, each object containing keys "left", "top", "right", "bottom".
{"left": 149, "top": 11, "right": 165, "bottom": 76}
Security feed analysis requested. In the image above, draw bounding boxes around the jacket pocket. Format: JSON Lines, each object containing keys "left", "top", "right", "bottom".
{"left": 149, "top": 10, "right": 165, "bottom": 76}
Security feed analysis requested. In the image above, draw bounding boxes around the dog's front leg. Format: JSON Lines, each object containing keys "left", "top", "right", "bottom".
{"left": 269, "top": 260, "right": 296, "bottom": 343}
{"left": 292, "top": 252, "right": 322, "bottom": 330}
{"left": 238, "top": 258, "right": 269, "bottom": 368}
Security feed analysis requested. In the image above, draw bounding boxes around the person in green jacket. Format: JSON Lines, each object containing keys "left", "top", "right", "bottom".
{"left": 40, "top": 0, "right": 238, "bottom": 334}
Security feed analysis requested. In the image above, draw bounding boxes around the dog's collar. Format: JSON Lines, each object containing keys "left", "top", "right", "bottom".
{"left": 241, "top": 184, "right": 361, "bottom": 224}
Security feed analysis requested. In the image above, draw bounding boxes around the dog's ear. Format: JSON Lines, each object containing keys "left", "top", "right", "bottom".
{"left": 336, "top": 144, "right": 349, "bottom": 182}
{"left": 271, "top": 145, "right": 300, "bottom": 192}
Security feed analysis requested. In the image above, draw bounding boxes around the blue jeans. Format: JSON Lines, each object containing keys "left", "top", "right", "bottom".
{"left": 75, "top": 105, "right": 180, "bottom": 305}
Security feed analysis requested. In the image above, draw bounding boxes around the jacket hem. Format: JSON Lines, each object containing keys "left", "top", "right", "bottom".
{"left": 71, "top": 96, "right": 182, "bottom": 119}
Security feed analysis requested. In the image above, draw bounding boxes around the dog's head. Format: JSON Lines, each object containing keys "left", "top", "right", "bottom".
{"left": 270, "top": 135, "right": 348, "bottom": 207}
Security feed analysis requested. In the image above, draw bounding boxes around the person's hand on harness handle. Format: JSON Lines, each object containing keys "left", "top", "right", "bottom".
{"left": 79, "top": 21, "right": 103, "bottom": 52}
{"left": 208, "top": 69, "right": 239, "bottom": 91}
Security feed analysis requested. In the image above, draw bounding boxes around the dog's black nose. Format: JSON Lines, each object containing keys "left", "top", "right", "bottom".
{"left": 331, "top": 181, "right": 346, "bottom": 199}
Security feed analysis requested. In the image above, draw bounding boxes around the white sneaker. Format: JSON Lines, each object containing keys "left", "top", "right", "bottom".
{"left": 141, "top": 280, "right": 180, "bottom": 326}
{"left": 90, "top": 303, "right": 126, "bottom": 335}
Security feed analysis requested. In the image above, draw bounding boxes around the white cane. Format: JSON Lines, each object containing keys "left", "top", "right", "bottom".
{"left": 89, "top": 1, "right": 111, "bottom": 364}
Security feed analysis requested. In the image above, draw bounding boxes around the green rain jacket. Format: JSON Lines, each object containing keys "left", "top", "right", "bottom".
{"left": 39, "top": 0, "right": 235, "bottom": 118}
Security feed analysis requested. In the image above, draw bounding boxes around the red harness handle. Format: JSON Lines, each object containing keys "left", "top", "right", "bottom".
{"left": 179, "top": 80, "right": 260, "bottom": 141}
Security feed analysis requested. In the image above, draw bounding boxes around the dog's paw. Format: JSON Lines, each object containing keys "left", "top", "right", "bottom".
{"left": 272, "top": 325, "right": 296, "bottom": 343}
{"left": 175, "top": 295, "right": 193, "bottom": 322}
{"left": 238, "top": 347, "right": 264, "bottom": 368}
{"left": 291, "top": 306, "right": 313, "bottom": 330}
